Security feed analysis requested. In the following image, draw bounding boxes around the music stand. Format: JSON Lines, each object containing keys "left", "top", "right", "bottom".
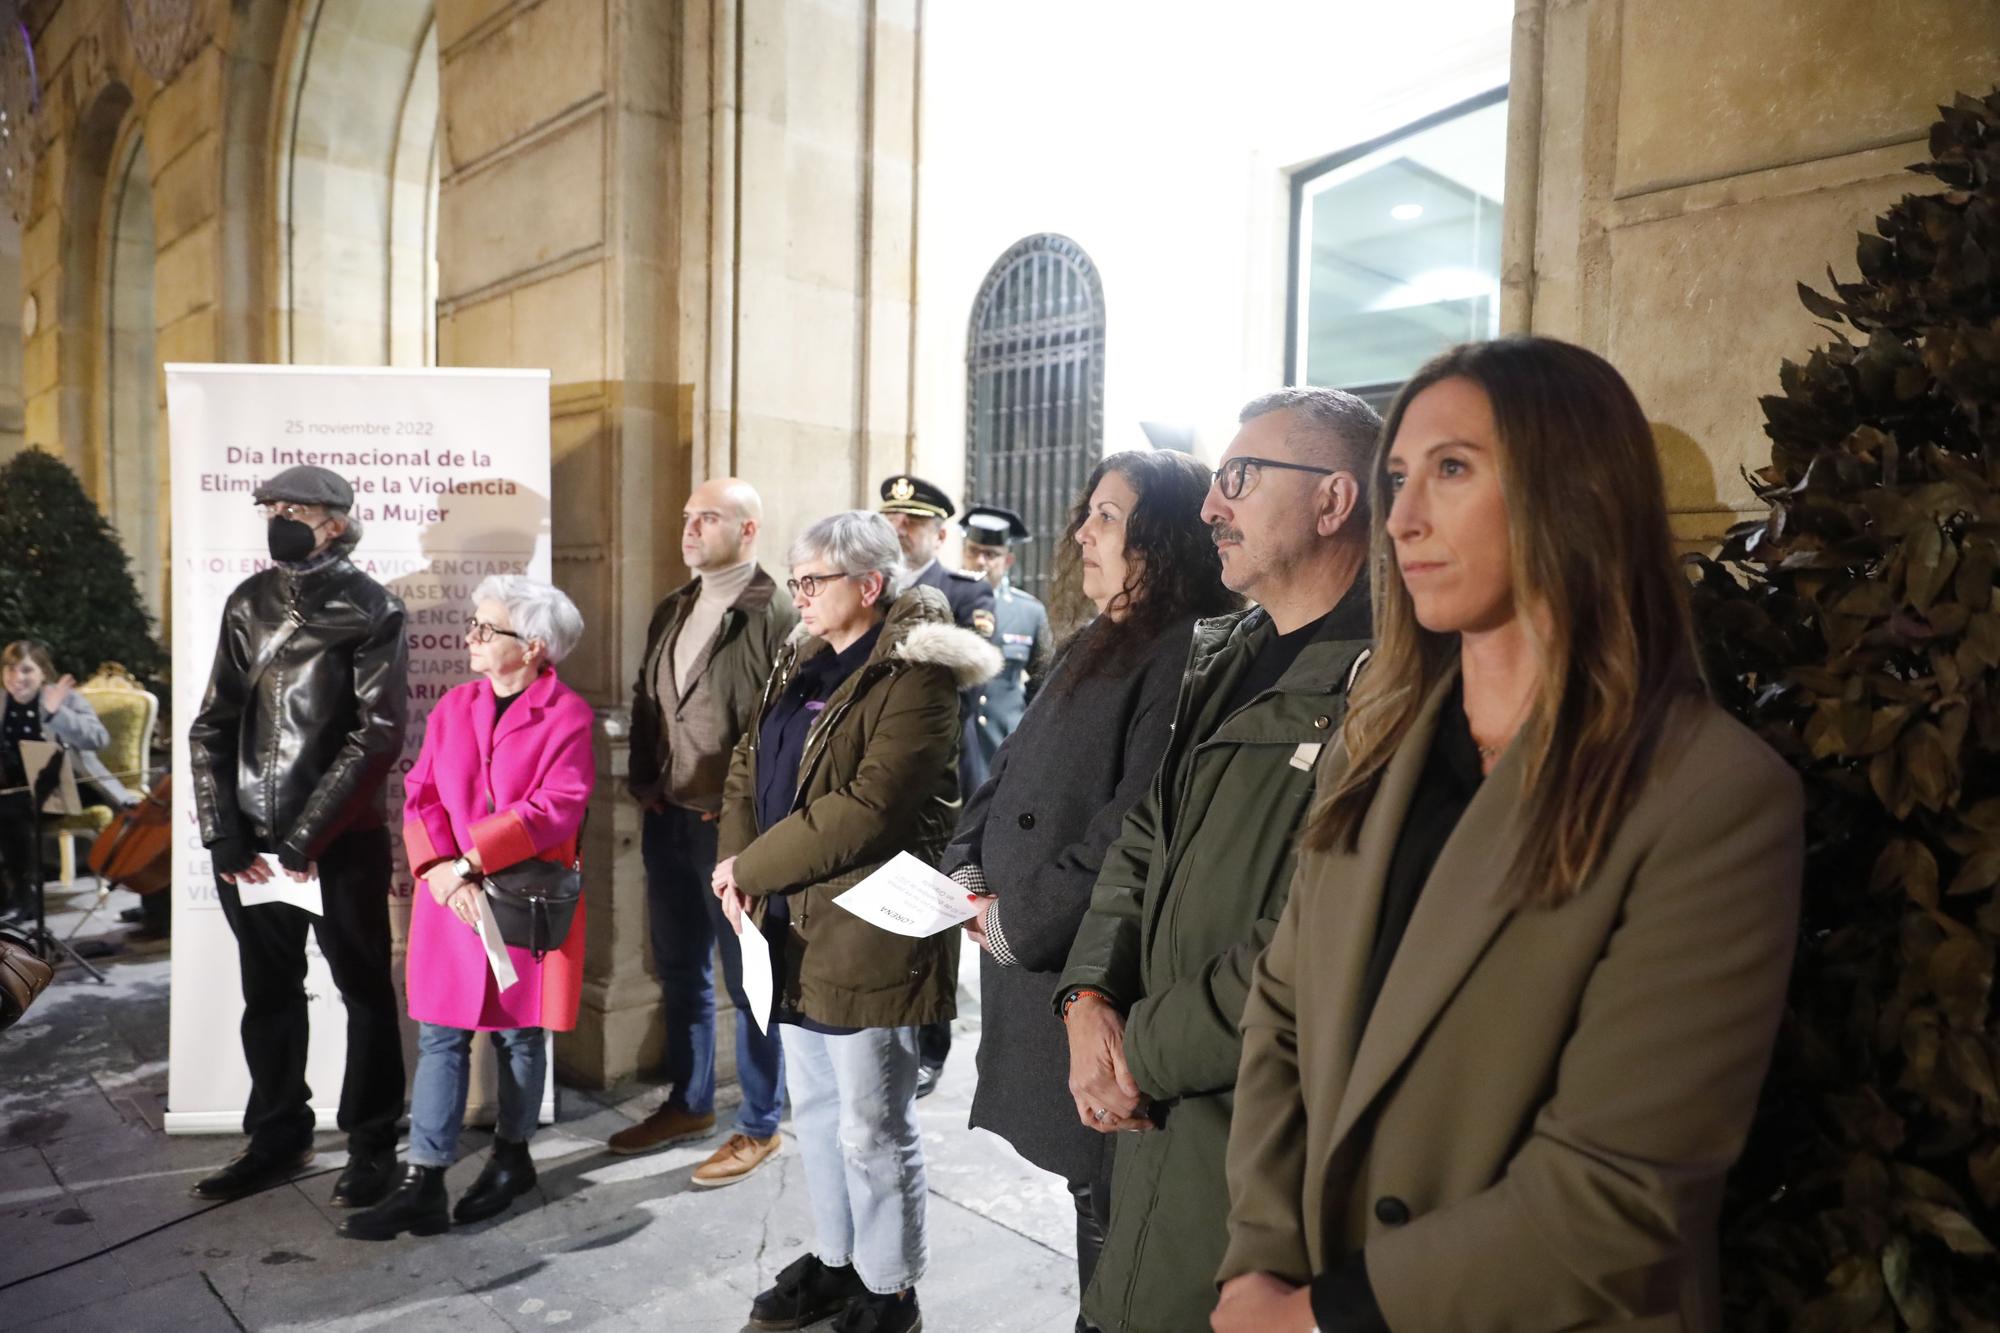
{"left": 16, "top": 741, "right": 108, "bottom": 984}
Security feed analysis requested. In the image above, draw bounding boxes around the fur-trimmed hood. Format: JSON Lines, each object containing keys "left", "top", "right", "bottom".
{"left": 783, "top": 584, "right": 1002, "bottom": 688}
{"left": 893, "top": 621, "right": 1004, "bottom": 688}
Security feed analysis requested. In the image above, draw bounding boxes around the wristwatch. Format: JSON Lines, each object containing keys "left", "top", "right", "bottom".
{"left": 451, "top": 855, "right": 480, "bottom": 882}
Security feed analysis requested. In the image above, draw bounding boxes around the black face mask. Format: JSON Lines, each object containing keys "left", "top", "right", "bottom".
{"left": 267, "top": 516, "right": 321, "bottom": 563}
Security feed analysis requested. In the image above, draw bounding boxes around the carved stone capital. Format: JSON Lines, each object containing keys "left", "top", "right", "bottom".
{"left": 124, "top": 0, "right": 208, "bottom": 85}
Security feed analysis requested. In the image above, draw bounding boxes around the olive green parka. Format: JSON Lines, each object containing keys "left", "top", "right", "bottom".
{"left": 1056, "top": 586, "right": 1371, "bottom": 1333}
{"left": 720, "top": 586, "right": 1002, "bottom": 1029}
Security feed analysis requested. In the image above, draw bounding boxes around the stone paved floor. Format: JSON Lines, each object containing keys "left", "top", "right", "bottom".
{"left": 0, "top": 879, "right": 1078, "bottom": 1331}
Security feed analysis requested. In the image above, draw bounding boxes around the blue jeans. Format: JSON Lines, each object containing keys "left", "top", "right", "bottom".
{"left": 781, "top": 1024, "right": 927, "bottom": 1294}
{"left": 643, "top": 804, "right": 785, "bottom": 1137}
{"left": 407, "top": 1022, "right": 546, "bottom": 1167}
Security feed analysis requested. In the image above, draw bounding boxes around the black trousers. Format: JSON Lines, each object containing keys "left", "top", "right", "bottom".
{"left": 215, "top": 825, "right": 404, "bottom": 1155}
{"left": 0, "top": 796, "right": 34, "bottom": 916}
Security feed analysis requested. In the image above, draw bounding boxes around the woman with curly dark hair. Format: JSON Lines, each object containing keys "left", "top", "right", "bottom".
{"left": 940, "top": 448, "right": 1238, "bottom": 1332}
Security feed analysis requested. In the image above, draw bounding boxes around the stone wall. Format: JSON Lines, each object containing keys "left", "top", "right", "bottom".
{"left": 15, "top": 0, "right": 236, "bottom": 511}
{"left": 1506, "top": 0, "right": 2000, "bottom": 548}
{"left": 0, "top": 210, "right": 21, "bottom": 458}
{"left": 428, "top": 0, "right": 920, "bottom": 1085}
{"left": 9, "top": 0, "right": 923, "bottom": 1089}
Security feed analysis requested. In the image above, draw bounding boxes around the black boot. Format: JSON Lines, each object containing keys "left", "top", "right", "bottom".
{"left": 1071, "top": 1178, "right": 1108, "bottom": 1333}
{"left": 330, "top": 1146, "right": 400, "bottom": 1208}
{"left": 336, "top": 1164, "right": 448, "bottom": 1241}
{"left": 750, "top": 1252, "right": 869, "bottom": 1329}
{"left": 453, "top": 1137, "right": 537, "bottom": 1224}
{"left": 190, "top": 1145, "right": 315, "bottom": 1201}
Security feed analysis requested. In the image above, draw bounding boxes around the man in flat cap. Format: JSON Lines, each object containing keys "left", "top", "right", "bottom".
{"left": 878, "top": 473, "right": 994, "bottom": 1096}
{"left": 959, "top": 505, "right": 1053, "bottom": 775}
{"left": 188, "top": 464, "right": 410, "bottom": 1209}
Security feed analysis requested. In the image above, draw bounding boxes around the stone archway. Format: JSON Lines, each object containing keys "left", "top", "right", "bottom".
{"left": 54, "top": 83, "right": 134, "bottom": 483}
{"left": 97, "top": 127, "right": 162, "bottom": 621}
{"left": 276, "top": 0, "right": 439, "bottom": 366}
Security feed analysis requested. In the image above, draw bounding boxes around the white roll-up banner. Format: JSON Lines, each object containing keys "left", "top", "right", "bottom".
{"left": 163, "top": 365, "right": 554, "bottom": 1135}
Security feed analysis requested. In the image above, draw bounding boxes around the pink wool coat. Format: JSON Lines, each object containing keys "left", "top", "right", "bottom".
{"left": 402, "top": 668, "right": 595, "bottom": 1032}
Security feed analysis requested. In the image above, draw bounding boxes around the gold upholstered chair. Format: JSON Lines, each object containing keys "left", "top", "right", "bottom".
{"left": 52, "top": 663, "right": 157, "bottom": 888}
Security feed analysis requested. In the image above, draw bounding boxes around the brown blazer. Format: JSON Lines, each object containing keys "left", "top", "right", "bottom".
{"left": 1220, "top": 670, "right": 1802, "bottom": 1331}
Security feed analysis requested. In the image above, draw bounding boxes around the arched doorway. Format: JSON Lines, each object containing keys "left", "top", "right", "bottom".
{"left": 964, "top": 234, "right": 1106, "bottom": 600}
{"left": 54, "top": 84, "right": 134, "bottom": 483}
{"left": 277, "top": 0, "right": 439, "bottom": 366}
{"left": 100, "top": 130, "right": 162, "bottom": 621}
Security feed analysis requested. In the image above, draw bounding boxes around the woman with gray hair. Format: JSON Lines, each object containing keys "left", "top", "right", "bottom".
{"left": 713, "top": 510, "right": 1000, "bottom": 1332}
{"left": 340, "top": 574, "right": 596, "bottom": 1240}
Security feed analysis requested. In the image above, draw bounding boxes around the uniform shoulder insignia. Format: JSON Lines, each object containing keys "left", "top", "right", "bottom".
{"left": 973, "top": 609, "right": 997, "bottom": 637}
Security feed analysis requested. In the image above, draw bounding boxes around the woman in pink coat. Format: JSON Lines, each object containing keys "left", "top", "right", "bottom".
{"left": 341, "top": 575, "right": 594, "bottom": 1241}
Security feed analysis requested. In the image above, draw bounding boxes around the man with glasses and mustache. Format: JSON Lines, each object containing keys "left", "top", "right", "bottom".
{"left": 1054, "top": 389, "right": 1380, "bottom": 1332}
{"left": 611, "top": 477, "right": 798, "bottom": 1187}
{"left": 188, "top": 465, "right": 409, "bottom": 1209}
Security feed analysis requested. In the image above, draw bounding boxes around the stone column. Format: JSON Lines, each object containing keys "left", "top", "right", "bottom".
{"left": 0, "top": 211, "right": 21, "bottom": 459}
{"left": 433, "top": 0, "right": 921, "bottom": 1087}
{"left": 1504, "top": 0, "right": 2000, "bottom": 549}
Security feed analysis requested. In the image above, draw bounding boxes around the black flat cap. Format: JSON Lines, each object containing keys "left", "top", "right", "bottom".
{"left": 878, "top": 474, "right": 954, "bottom": 520}
{"left": 962, "top": 504, "right": 1031, "bottom": 546}
{"left": 253, "top": 464, "right": 354, "bottom": 510}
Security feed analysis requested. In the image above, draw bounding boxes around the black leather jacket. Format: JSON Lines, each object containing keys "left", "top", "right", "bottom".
{"left": 189, "top": 556, "right": 409, "bottom": 863}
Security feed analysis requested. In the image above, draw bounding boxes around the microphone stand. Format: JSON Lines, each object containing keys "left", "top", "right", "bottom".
{"left": 20, "top": 751, "right": 109, "bottom": 984}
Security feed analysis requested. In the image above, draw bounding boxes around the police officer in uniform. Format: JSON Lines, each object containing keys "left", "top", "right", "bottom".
{"left": 878, "top": 473, "right": 994, "bottom": 1097}
{"left": 959, "top": 505, "right": 1053, "bottom": 775}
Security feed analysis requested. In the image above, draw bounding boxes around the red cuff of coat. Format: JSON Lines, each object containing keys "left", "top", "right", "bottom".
{"left": 404, "top": 815, "right": 457, "bottom": 876}
{"left": 470, "top": 808, "right": 538, "bottom": 873}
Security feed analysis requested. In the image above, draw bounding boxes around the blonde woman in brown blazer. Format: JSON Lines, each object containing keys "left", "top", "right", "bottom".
{"left": 1213, "top": 337, "right": 1803, "bottom": 1332}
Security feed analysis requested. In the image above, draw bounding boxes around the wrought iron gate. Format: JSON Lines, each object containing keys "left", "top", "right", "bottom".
{"left": 964, "top": 234, "right": 1105, "bottom": 602}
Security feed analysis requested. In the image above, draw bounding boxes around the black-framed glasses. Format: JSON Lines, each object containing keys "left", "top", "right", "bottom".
{"left": 786, "top": 572, "right": 857, "bottom": 599}
{"left": 466, "top": 620, "right": 527, "bottom": 645}
{"left": 1212, "top": 455, "right": 1335, "bottom": 501}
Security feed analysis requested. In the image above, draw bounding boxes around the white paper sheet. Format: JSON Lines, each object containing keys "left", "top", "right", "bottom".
{"left": 832, "top": 851, "right": 980, "bottom": 938}
{"left": 474, "top": 890, "right": 520, "bottom": 992}
{"left": 234, "top": 858, "right": 324, "bottom": 916}
{"left": 730, "top": 909, "right": 774, "bottom": 1035}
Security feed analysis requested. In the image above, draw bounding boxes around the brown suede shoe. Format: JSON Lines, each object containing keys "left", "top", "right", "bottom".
{"left": 605, "top": 1103, "right": 718, "bottom": 1156}
{"left": 691, "top": 1132, "right": 782, "bottom": 1188}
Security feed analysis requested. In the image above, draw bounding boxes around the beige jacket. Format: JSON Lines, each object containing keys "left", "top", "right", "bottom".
{"left": 1220, "top": 670, "right": 1803, "bottom": 1330}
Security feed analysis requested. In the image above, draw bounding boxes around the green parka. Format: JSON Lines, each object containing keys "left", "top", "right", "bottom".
{"left": 720, "top": 586, "right": 1002, "bottom": 1029}
{"left": 1056, "top": 586, "right": 1371, "bottom": 1333}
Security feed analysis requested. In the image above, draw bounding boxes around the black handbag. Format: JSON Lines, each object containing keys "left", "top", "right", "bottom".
{"left": 481, "top": 820, "right": 584, "bottom": 960}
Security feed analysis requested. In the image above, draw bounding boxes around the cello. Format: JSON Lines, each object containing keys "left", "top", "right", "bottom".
{"left": 86, "top": 773, "right": 172, "bottom": 896}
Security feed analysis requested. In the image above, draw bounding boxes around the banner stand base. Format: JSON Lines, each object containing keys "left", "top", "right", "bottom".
{"left": 164, "top": 1108, "right": 342, "bottom": 1136}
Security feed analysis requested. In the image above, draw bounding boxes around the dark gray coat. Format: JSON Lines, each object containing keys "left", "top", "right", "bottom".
{"left": 941, "top": 613, "right": 1197, "bottom": 1185}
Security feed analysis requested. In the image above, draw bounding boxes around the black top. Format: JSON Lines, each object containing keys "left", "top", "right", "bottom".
{"left": 755, "top": 621, "right": 883, "bottom": 1038}
{"left": 1355, "top": 686, "right": 1484, "bottom": 1029}
{"left": 756, "top": 623, "right": 883, "bottom": 835}
{"left": 491, "top": 684, "right": 526, "bottom": 724}
{"left": 1311, "top": 687, "right": 1484, "bottom": 1333}
{"left": 1219, "top": 609, "right": 1333, "bottom": 720}
{"left": 2, "top": 693, "right": 44, "bottom": 792}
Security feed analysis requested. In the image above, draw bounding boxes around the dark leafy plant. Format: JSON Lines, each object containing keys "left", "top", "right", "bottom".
{"left": 1700, "top": 90, "right": 2000, "bottom": 1332}
{"left": 0, "top": 448, "right": 167, "bottom": 686}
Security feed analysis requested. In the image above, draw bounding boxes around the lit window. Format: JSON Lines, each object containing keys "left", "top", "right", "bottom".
{"left": 1288, "top": 88, "right": 1508, "bottom": 412}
